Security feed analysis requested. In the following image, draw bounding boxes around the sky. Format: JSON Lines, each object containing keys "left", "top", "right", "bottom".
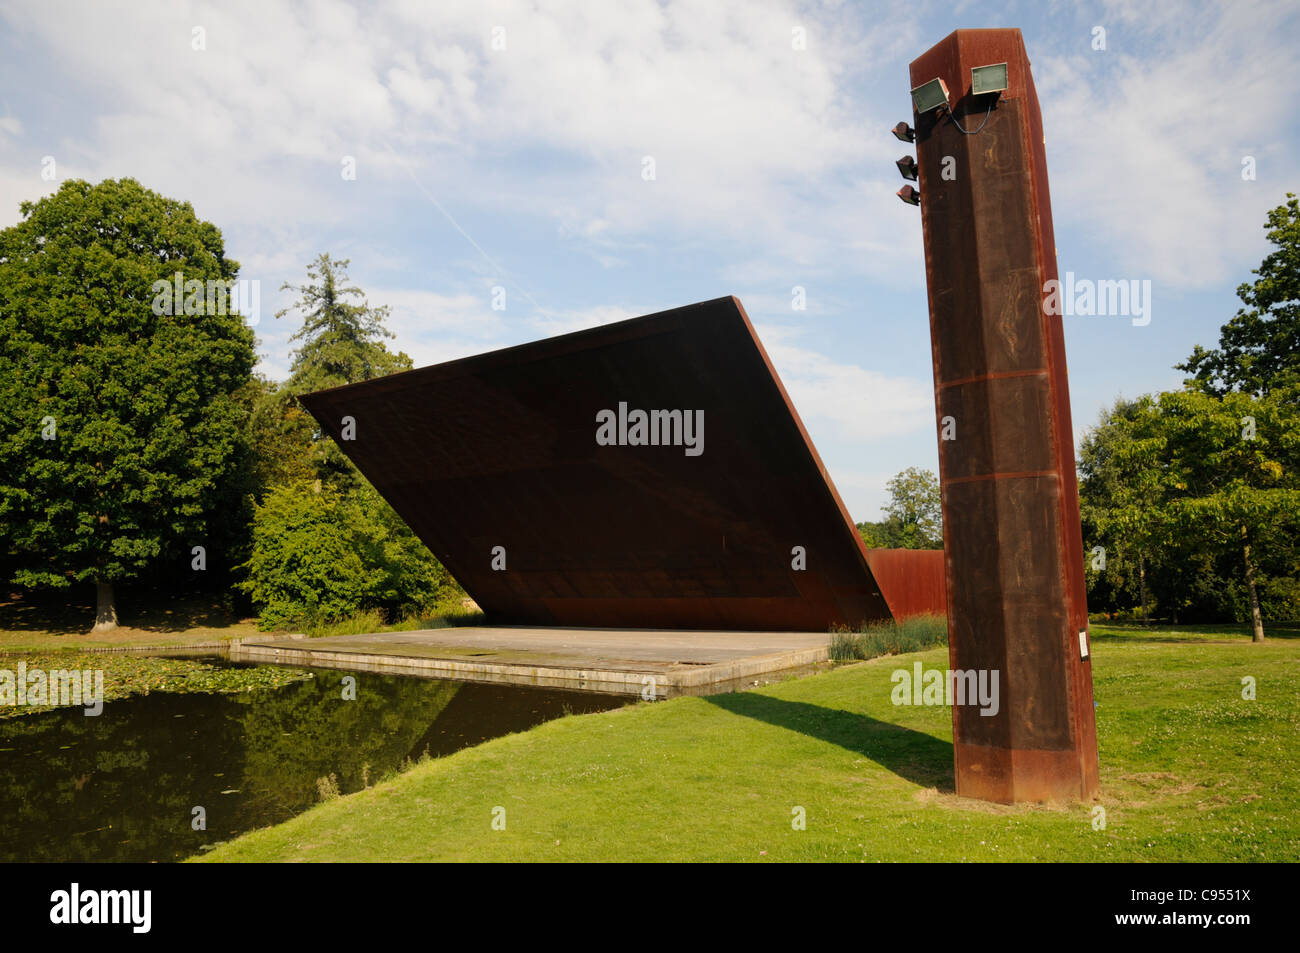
{"left": 1, "top": 0, "right": 1297, "bottom": 521}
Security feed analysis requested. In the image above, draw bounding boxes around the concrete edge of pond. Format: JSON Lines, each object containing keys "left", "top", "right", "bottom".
{"left": 228, "top": 628, "right": 832, "bottom": 698}
{"left": 0, "top": 633, "right": 310, "bottom": 658}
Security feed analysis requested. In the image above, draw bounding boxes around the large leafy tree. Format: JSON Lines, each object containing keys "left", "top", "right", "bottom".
{"left": 261, "top": 253, "right": 413, "bottom": 489}
{"left": 240, "top": 372, "right": 316, "bottom": 492}
{"left": 1086, "top": 200, "right": 1300, "bottom": 631}
{"left": 883, "top": 466, "right": 943, "bottom": 546}
{"left": 238, "top": 253, "right": 462, "bottom": 627}
{"left": 279, "top": 252, "right": 412, "bottom": 392}
{"left": 1080, "top": 389, "right": 1300, "bottom": 639}
{"left": 1179, "top": 194, "right": 1300, "bottom": 396}
{"left": 1156, "top": 388, "right": 1299, "bottom": 641}
{"left": 857, "top": 467, "right": 943, "bottom": 549}
{"left": 0, "top": 178, "right": 255, "bottom": 631}
{"left": 1078, "top": 397, "right": 1174, "bottom": 622}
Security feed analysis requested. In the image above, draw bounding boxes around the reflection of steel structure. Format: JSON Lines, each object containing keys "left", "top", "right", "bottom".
{"left": 909, "top": 30, "right": 1100, "bottom": 802}
{"left": 302, "top": 296, "right": 925, "bottom": 631}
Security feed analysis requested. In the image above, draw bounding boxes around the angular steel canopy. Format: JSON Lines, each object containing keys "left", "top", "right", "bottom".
{"left": 299, "top": 296, "right": 892, "bottom": 631}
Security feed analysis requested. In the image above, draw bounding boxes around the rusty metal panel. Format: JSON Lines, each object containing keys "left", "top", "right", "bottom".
{"left": 864, "top": 549, "right": 946, "bottom": 619}
{"left": 910, "top": 29, "right": 1099, "bottom": 802}
{"left": 299, "top": 296, "right": 893, "bottom": 632}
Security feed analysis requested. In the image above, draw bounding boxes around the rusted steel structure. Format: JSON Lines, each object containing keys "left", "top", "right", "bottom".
{"left": 864, "top": 548, "right": 945, "bottom": 620}
{"left": 301, "top": 296, "right": 894, "bottom": 632}
{"left": 909, "top": 29, "right": 1099, "bottom": 802}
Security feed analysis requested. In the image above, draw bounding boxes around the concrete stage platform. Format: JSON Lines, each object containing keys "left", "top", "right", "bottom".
{"left": 229, "top": 627, "right": 832, "bottom": 698}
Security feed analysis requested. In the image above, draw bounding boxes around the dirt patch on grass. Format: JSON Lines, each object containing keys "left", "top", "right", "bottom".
{"left": 911, "top": 787, "right": 1064, "bottom": 815}
{"left": 1106, "top": 771, "right": 1200, "bottom": 807}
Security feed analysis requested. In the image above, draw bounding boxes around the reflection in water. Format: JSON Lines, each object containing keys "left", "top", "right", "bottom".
{"left": 0, "top": 664, "right": 625, "bottom": 862}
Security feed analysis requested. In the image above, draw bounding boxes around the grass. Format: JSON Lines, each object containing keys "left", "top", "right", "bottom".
{"left": 830, "top": 613, "right": 948, "bottom": 661}
{"left": 197, "top": 624, "right": 1300, "bottom": 862}
{"left": 1090, "top": 620, "right": 1300, "bottom": 643}
{"left": 0, "top": 587, "right": 278, "bottom": 653}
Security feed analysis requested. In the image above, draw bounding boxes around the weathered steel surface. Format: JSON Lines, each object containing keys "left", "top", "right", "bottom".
{"left": 300, "top": 296, "right": 893, "bottom": 632}
{"left": 910, "top": 29, "right": 1100, "bottom": 802}
{"left": 865, "top": 548, "right": 946, "bottom": 619}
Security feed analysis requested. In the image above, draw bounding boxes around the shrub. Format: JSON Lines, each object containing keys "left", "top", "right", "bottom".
{"left": 304, "top": 608, "right": 390, "bottom": 639}
{"left": 829, "top": 614, "right": 948, "bottom": 661}
{"left": 238, "top": 482, "right": 461, "bottom": 630}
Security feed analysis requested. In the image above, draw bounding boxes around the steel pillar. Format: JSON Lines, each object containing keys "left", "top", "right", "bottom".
{"left": 909, "top": 29, "right": 1100, "bottom": 802}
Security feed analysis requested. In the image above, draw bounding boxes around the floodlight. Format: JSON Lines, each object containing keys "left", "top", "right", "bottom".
{"left": 897, "top": 185, "right": 920, "bottom": 206}
{"left": 910, "top": 77, "right": 949, "bottom": 114}
{"left": 895, "top": 155, "right": 918, "bottom": 181}
{"left": 971, "top": 62, "right": 1008, "bottom": 96}
{"left": 891, "top": 121, "right": 915, "bottom": 143}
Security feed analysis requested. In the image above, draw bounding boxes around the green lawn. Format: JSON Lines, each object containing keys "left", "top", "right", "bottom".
{"left": 199, "top": 625, "right": 1300, "bottom": 862}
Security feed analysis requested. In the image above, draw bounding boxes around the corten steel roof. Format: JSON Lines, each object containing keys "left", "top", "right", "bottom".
{"left": 299, "top": 296, "right": 893, "bottom": 631}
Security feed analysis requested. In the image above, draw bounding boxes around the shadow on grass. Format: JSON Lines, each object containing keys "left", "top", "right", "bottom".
{"left": 705, "top": 692, "right": 955, "bottom": 792}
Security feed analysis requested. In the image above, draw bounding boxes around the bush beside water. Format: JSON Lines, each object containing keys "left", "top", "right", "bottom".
{"left": 829, "top": 614, "right": 948, "bottom": 661}
{"left": 303, "top": 605, "right": 485, "bottom": 638}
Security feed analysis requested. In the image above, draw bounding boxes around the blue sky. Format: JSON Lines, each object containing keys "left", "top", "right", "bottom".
{"left": 2, "top": 0, "right": 1297, "bottom": 520}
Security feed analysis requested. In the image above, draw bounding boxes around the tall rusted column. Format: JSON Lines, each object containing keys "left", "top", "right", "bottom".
{"left": 909, "top": 29, "right": 1099, "bottom": 802}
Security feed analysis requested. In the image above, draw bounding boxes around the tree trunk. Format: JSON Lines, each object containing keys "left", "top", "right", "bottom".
{"left": 1242, "top": 542, "right": 1265, "bottom": 643}
{"left": 94, "top": 580, "right": 118, "bottom": 633}
{"left": 1138, "top": 553, "right": 1148, "bottom": 625}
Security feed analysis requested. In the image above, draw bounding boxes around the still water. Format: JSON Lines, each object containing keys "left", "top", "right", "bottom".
{"left": 0, "top": 662, "right": 626, "bottom": 862}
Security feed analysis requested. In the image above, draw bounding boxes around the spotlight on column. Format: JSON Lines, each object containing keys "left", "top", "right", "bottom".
{"left": 897, "top": 185, "right": 920, "bottom": 206}
{"left": 896, "top": 155, "right": 918, "bottom": 180}
{"left": 910, "top": 77, "right": 949, "bottom": 114}
{"left": 891, "top": 121, "right": 915, "bottom": 143}
{"left": 971, "top": 62, "right": 1008, "bottom": 97}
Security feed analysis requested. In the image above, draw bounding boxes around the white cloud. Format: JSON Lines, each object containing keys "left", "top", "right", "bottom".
{"left": 0, "top": 0, "right": 921, "bottom": 280}
{"left": 755, "top": 324, "right": 933, "bottom": 440}
{"left": 380, "top": 288, "right": 504, "bottom": 333}
{"left": 1038, "top": 0, "right": 1300, "bottom": 287}
{"left": 0, "top": 170, "right": 53, "bottom": 229}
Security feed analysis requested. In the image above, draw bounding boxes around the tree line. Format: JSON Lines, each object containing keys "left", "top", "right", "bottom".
{"left": 1079, "top": 195, "right": 1300, "bottom": 639}
{"left": 0, "top": 178, "right": 462, "bottom": 632}
{"left": 853, "top": 196, "right": 1300, "bottom": 641}
{"left": 2, "top": 180, "right": 1296, "bottom": 637}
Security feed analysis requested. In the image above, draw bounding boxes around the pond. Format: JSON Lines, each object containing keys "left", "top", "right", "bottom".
{"left": 0, "top": 660, "right": 627, "bottom": 862}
